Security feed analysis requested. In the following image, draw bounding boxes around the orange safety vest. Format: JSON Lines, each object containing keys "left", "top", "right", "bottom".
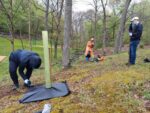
{"left": 85, "top": 41, "right": 94, "bottom": 56}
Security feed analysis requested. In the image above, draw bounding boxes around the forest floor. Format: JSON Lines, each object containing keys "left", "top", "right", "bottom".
{"left": 0, "top": 47, "right": 150, "bottom": 113}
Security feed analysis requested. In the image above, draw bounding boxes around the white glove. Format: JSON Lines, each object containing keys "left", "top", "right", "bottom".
{"left": 24, "top": 79, "right": 29, "bottom": 84}
{"left": 129, "top": 32, "right": 132, "bottom": 36}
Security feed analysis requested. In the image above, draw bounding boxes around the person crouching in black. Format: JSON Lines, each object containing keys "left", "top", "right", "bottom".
{"left": 9, "top": 49, "right": 41, "bottom": 90}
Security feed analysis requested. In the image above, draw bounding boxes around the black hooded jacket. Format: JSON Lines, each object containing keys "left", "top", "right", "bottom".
{"left": 10, "top": 50, "right": 41, "bottom": 80}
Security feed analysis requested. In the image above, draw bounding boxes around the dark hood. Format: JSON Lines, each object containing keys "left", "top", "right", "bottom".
{"left": 29, "top": 55, "right": 41, "bottom": 69}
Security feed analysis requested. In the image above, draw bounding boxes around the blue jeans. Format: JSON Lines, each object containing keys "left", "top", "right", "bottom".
{"left": 129, "top": 40, "right": 140, "bottom": 64}
{"left": 86, "top": 57, "right": 88, "bottom": 61}
{"left": 85, "top": 54, "right": 91, "bottom": 61}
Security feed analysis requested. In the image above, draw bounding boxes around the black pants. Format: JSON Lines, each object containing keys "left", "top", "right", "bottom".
{"left": 9, "top": 54, "right": 31, "bottom": 86}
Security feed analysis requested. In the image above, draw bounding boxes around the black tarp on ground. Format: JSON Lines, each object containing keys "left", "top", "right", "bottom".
{"left": 19, "top": 82, "right": 70, "bottom": 103}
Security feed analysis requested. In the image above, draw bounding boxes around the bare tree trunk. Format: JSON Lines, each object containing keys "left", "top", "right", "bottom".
{"left": 49, "top": 14, "right": 54, "bottom": 77}
{"left": 19, "top": 29, "right": 24, "bottom": 49}
{"left": 62, "top": 0, "right": 72, "bottom": 68}
{"left": 0, "top": 0, "right": 23, "bottom": 51}
{"left": 54, "top": 0, "right": 64, "bottom": 59}
{"left": 91, "top": 19, "right": 93, "bottom": 36}
{"left": 102, "top": 16, "right": 107, "bottom": 54}
{"left": 50, "top": 12, "right": 54, "bottom": 60}
{"left": 94, "top": 5, "right": 97, "bottom": 38}
{"left": 114, "top": 0, "right": 132, "bottom": 53}
{"left": 4, "top": 0, "right": 15, "bottom": 51}
{"left": 101, "top": 0, "right": 107, "bottom": 55}
{"left": 8, "top": 20, "right": 15, "bottom": 51}
{"left": 34, "top": 19, "right": 40, "bottom": 41}
{"left": 44, "top": 0, "right": 53, "bottom": 75}
{"left": 28, "top": 0, "right": 32, "bottom": 50}
{"left": 80, "top": 20, "right": 84, "bottom": 44}
{"left": 112, "top": 22, "right": 117, "bottom": 40}
{"left": 54, "top": 37, "right": 58, "bottom": 58}
{"left": 92, "top": 0, "right": 98, "bottom": 38}
{"left": 7, "top": 19, "right": 15, "bottom": 51}
{"left": 9, "top": 0, "right": 15, "bottom": 51}
{"left": 45, "top": 0, "right": 49, "bottom": 30}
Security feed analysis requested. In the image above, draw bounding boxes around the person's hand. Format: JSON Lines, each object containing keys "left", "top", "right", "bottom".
{"left": 129, "top": 32, "right": 132, "bottom": 36}
{"left": 24, "top": 79, "right": 31, "bottom": 87}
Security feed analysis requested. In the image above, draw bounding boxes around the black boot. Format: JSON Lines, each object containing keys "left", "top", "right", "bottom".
{"left": 12, "top": 84, "right": 19, "bottom": 90}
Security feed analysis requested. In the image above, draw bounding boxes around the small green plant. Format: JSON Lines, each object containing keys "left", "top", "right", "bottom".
{"left": 143, "top": 91, "right": 150, "bottom": 100}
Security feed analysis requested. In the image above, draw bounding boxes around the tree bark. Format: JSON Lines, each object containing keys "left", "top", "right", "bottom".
{"left": 0, "top": 0, "right": 15, "bottom": 51}
{"left": 19, "top": 29, "right": 24, "bottom": 49}
{"left": 62, "top": 0, "right": 72, "bottom": 68}
{"left": 28, "top": 0, "right": 32, "bottom": 50}
{"left": 54, "top": 0, "right": 64, "bottom": 59}
{"left": 9, "top": 0, "right": 15, "bottom": 51}
{"left": 92, "top": 0, "right": 98, "bottom": 38}
{"left": 114, "top": 0, "right": 132, "bottom": 53}
{"left": 94, "top": 2, "right": 97, "bottom": 38}
{"left": 101, "top": 0, "right": 107, "bottom": 55}
{"left": 45, "top": 0, "right": 49, "bottom": 30}
{"left": 54, "top": 38, "right": 58, "bottom": 58}
{"left": 112, "top": 22, "right": 116, "bottom": 40}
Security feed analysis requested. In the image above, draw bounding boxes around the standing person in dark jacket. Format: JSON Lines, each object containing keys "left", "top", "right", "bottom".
{"left": 127, "top": 17, "right": 143, "bottom": 65}
{"left": 9, "top": 50, "right": 41, "bottom": 89}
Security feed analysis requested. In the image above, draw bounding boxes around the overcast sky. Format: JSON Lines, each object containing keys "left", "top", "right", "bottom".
{"left": 73, "top": 0, "right": 142, "bottom": 12}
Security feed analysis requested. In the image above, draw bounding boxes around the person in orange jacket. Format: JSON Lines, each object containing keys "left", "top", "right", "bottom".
{"left": 85, "top": 37, "right": 94, "bottom": 61}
